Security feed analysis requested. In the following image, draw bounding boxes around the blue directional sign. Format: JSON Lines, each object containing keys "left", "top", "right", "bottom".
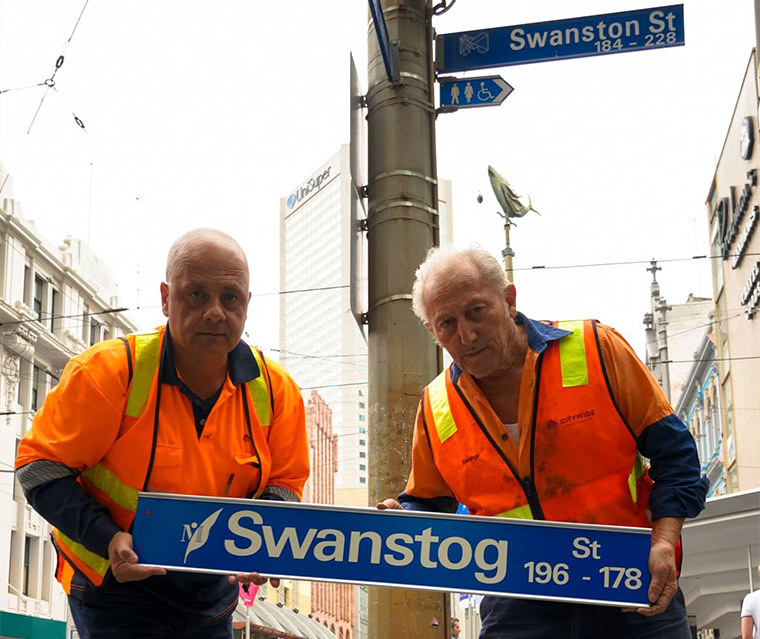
{"left": 133, "top": 493, "right": 653, "bottom": 607}
{"left": 439, "top": 76, "right": 514, "bottom": 110}
{"left": 435, "top": 4, "right": 684, "bottom": 73}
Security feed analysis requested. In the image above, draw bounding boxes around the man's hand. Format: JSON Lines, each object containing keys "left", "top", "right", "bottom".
{"left": 631, "top": 517, "right": 683, "bottom": 617}
{"left": 228, "top": 573, "right": 280, "bottom": 588}
{"left": 376, "top": 499, "right": 403, "bottom": 510}
{"left": 108, "top": 531, "right": 167, "bottom": 583}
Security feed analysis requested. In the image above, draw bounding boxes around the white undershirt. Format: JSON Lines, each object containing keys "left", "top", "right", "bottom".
{"left": 504, "top": 422, "right": 519, "bottom": 446}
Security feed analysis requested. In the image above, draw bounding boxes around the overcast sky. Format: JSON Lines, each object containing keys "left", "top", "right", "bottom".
{"left": 0, "top": 0, "right": 755, "bottom": 361}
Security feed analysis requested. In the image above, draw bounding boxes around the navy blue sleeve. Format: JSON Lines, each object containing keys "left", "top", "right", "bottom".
{"left": 25, "top": 477, "right": 121, "bottom": 558}
{"left": 636, "top": 413, "right": 709, "bottom": 520}
{"left": 398, "top": 491, "right": 458, "bottom": 513}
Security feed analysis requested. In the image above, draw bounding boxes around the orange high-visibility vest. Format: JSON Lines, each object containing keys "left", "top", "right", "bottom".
{"left": 49, "top": 328, "right": 275, "bottom": 592}
{"left": 422, "top": 319, "right": 653, "bottom": 527}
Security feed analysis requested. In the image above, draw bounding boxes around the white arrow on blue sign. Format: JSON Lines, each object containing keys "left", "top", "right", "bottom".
{"left": 439, "top": 76, "right": 514, "bottom": 110}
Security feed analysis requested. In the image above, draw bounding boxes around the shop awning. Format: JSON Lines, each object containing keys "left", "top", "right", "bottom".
{"left": 680, "top": 488, "right": 760, "bottom": 639}
{"left": 233, "top": 599, "right": 337, "bottom": 639}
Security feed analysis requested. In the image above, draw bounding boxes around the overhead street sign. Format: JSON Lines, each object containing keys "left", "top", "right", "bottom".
{"left": 439, "top": 76, "right": 514, "bottom": 110}
{"left": 435, "top": 4, "right": 684, "bottom": 73}
{"left": 134, "top": 492, "right": 653, "bottom": 607}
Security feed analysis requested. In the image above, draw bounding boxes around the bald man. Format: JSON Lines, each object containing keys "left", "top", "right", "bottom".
{"left": 16, "top": 229, "right": 309, "bottom": 638}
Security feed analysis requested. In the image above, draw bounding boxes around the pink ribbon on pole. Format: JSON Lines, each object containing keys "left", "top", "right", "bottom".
{"left": 239, "top": 582, "right": 259, "bottom": 608}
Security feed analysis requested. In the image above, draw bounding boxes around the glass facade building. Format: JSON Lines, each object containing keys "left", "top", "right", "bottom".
{"left": 280, "top": 145, "right": 453, "bottom": 498}
{"left": 280, "top": 146, "right": 368, "bottom": 494}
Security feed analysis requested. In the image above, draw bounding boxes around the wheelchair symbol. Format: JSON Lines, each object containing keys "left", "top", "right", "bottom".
{"left": 477, "top": 82, "right": 494, "bottom": 102}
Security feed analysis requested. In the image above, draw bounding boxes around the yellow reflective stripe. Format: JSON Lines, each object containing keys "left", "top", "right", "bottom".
{"left": 628, "top": 453, "right": 648, "bottom": 504}
{"left": 82, "top": 464, "right": 139, "bottom": 512}
{"left": 247, "top": 349, "right": 271, "bottom": 427}
{"left": 57, "top": 530, "right": 110, "bottom": 577}
{"left": 557, "top": 320, "right": 589, "bottom": 387}
{"left": 125, "top": 332, "right": 161, "bottom": 417}
{"left": 497, "top": 504, "right": 534, "bottom": 520}
{"left": 428, "top": 372, "right": 457, "bottom": 443}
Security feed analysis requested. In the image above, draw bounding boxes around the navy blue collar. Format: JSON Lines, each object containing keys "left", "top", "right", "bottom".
{"left": 161, "top": 323, "right": 261, "bottom": 387}
{"left": 450, "top": 312, "right": 570, "bottom": 382}
{"left": 514, "top": 311, "right": 571, "bottom": 354}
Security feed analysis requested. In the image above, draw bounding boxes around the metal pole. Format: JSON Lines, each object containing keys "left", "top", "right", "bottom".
{"left": 367, "top": 1, "right": 447, "bottom": 637}
{"left": 748, "top": 545, "right": 755, "bottom": 592}
{"left": 502, "top": 222, "right": 514, "bottom": 281}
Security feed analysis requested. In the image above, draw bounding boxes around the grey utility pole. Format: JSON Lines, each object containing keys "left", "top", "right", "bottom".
{"left": 366, "top": 1, "right": 448, "bottom": 637}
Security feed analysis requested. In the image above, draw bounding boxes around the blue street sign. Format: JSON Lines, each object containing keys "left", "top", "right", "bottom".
{"left": 435, "top": 5, "right": 684, "bottom": 73}
{"left": 133, "top": 493, "right": 652, "bottom": 607}
{"left": 439, "top": 76, "right": 514, "bottom": 110}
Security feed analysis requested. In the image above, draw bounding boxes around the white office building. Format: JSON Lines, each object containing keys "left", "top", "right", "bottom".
{"left": 0, "top": 171, "right": 136, "bottom": 638}
{"left": 279, "top": 145, "right": 452, "bottom": 504}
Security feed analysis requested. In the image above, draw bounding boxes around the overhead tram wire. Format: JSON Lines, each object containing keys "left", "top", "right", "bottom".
{"left": 3, "top": 238, "right": 758, "bottom": 361}
{"left": 0, "top": 81, "right": 48, "bottom": 96}
{"left": 0, "top": 307, "right": 129, "bottom": 329}
{"left": 26, "top": 0, "right": 92, "bottom": 137}
{"left": 64, "top": 0, "right": 92, "bottom": 47}
{"left": 642, "top": 310, "right": 749, "bottom": 350}
{"left": 13, "top": 1, "right": 90, "bottom": 135}
{"left": 251, "top": 284, "right": 349, "bottom": 298}
{"left": 300, "top": 382, "right": 366, "bottom": 391}
{"left": 0, "top": 0, "right": 92, "bottom": 198}
{"left": 4, "top": 300, "right": 752, "bottom": 333}
{"left": 515, "top": 252, "right": 759, "bottom": 272}
{"left": 665, "top": 355, "right": 760, "bottom": 364}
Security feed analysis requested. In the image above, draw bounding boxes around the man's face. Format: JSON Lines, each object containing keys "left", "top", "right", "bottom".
{"left": 161, "top": 240, "right": 250, "bottom": 364}
{"left": 424, "top": 261, "right": 520, "bottom": 380}
{"left": 452, "top": 620, "right": 460, "bottom": 637}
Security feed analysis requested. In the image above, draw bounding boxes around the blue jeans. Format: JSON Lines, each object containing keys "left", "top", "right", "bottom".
{"left": 68, "top": 589, "right": 234, "bottom": 639}
{"left": 479, "top": 588, "right": 690, "bottom": 639}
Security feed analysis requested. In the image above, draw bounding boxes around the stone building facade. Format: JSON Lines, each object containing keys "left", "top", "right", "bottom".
{"left": 0, "top": 176, "right": 136, "bottom": 637}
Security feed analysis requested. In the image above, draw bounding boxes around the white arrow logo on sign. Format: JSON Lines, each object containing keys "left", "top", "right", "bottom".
{"left": 183, "top": 508, "right": 223, "bottom": 563}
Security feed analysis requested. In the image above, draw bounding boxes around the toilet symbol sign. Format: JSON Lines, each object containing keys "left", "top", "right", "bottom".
{"left": 439, "top": 75, "right": 514, "bottom": 110}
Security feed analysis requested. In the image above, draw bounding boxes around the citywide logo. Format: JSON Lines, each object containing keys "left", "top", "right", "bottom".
{"left": 559, "top": 410, "right": 596, "bottom": 425}
{"left": 287, "top": 167, "right": 332, "bottom": 209}
{"left": 179, "top": 508, "right": 509, "bottom": 585}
